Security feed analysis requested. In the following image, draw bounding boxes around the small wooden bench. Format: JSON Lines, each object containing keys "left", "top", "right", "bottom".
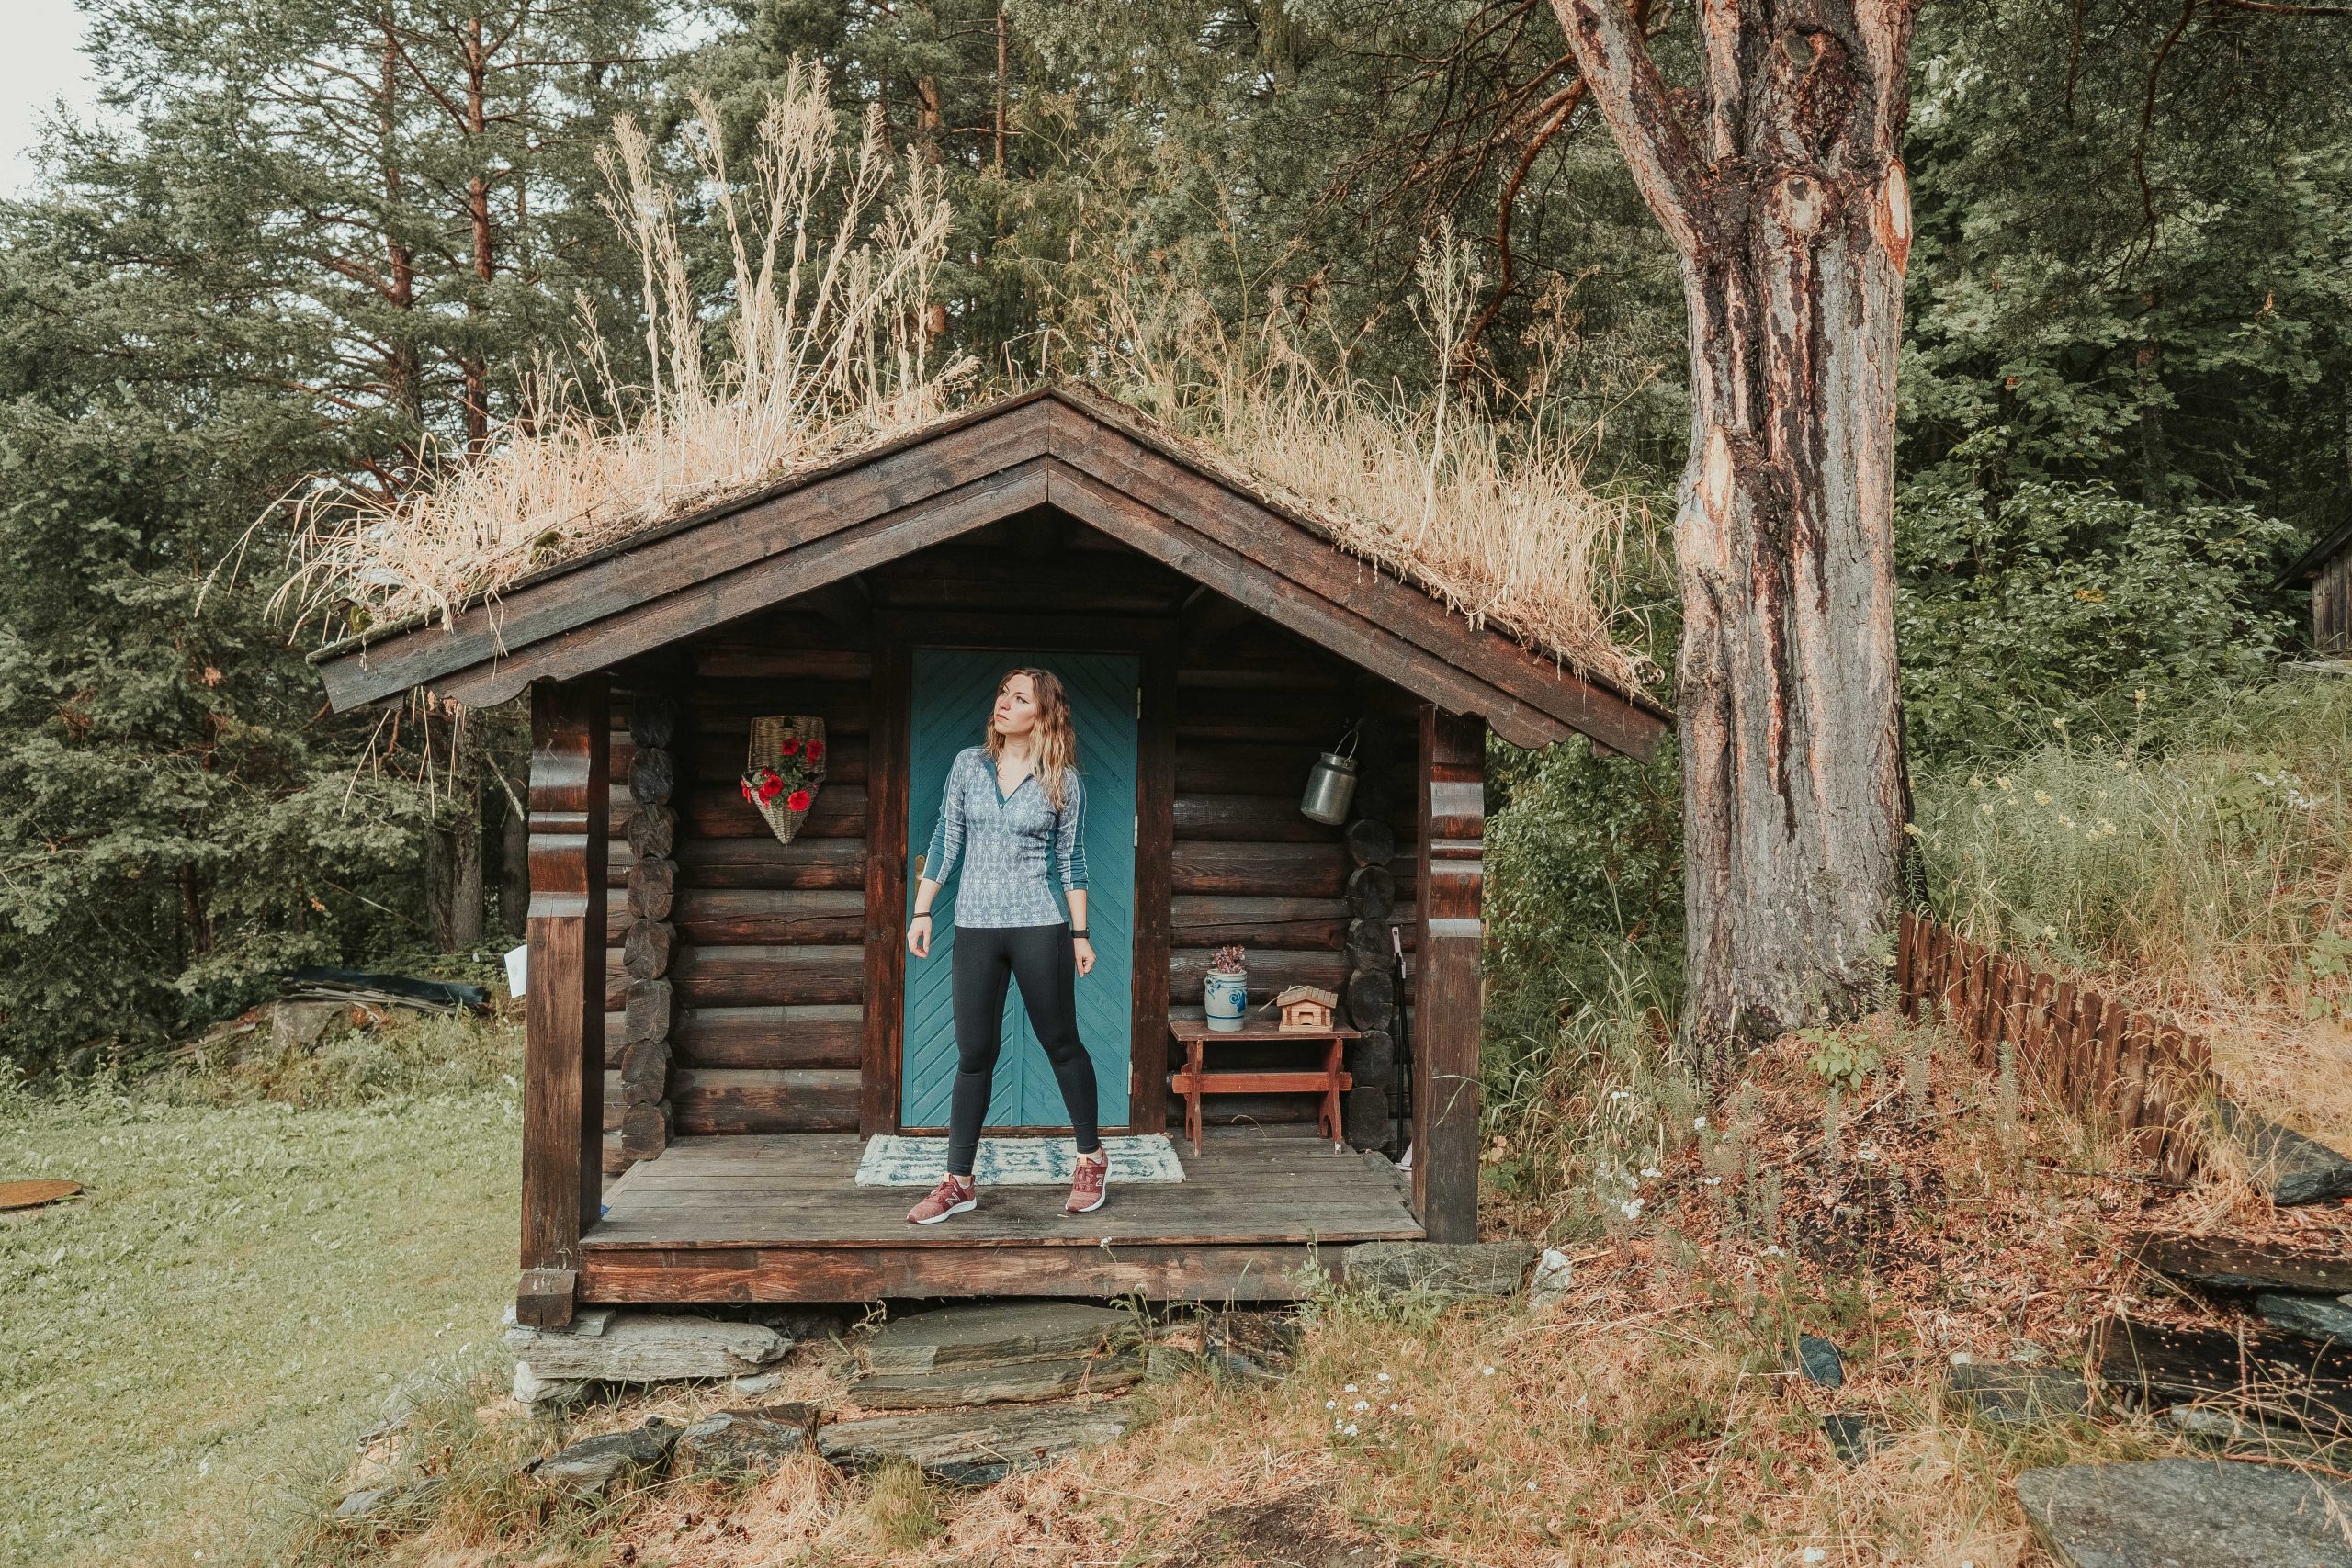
{"left": 1168, "top": 1019, "right": 1358, "bottom": 1156}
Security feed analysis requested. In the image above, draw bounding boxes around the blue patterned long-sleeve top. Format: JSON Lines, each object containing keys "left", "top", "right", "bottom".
{"left": 921, "top": 748, "right": 1088, "bottom": 929}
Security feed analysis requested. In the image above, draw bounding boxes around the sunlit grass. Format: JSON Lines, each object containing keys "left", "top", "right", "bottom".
{"left": 0, "top": 1074, "right": 518, "bottom": 1567}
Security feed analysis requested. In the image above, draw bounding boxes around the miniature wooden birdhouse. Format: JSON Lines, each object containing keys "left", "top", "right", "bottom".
{"left": 1274, "top": 984, "right": 1339, "bottom": 1032}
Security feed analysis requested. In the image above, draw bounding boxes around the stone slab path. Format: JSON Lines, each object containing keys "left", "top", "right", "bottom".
{"left": 2017, "top": 1457, "right": 2352, "bottom": 1568}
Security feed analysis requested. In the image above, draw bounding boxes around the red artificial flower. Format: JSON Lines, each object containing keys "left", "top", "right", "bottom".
{"left": 786, "top": 789, "right": 812, "bottom": 812}
{"left": 778, "top": 738, "right": 801, "bottom": 757}
{"left": 805, "top": 739, "right": 825, "bottom": 761}
{"left": 758, "top": 775, "right": 785, "bottom": 803}
{"left": 741, "top": 779, "right": 756, "bottom": 803}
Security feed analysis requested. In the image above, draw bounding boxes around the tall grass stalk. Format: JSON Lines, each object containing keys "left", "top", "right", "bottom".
{"left": 1048, "top": 224, "right": 1655, "bottom": 693}
{"left": 1915, "top": 678, "right": 2352, "bottom": 998}
{"left": 276, "top": 62, "right": 974, "bottom": 635}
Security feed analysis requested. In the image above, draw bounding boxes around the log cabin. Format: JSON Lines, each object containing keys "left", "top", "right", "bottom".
{"left": 310, "top": 385, "right": 1668, "bottom": 1327}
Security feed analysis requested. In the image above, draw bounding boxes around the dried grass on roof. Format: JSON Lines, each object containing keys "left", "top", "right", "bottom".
{"left": 275, "top": 73, "right": 1651, "bottom": 696}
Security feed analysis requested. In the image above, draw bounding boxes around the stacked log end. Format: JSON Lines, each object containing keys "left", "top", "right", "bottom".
{"left": 619, "top": 685, "right": 683, "bottom": 1166}
{"left": 1340, "top": 771, "right": 1399, "bottom": 1155}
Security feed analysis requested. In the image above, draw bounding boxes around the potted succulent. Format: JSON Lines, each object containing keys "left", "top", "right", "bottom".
{"left": 1204, "top": 944, "right": 1249, "bottom": 1032}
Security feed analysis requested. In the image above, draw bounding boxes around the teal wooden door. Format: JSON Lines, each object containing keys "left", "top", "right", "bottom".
{"left": 900, "top": 649, "right": 1137, "bottom": 1131}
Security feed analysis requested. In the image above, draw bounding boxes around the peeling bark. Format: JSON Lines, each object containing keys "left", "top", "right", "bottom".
{"left": 1553, "top": 0, "right": 1917, "bottom": 1043}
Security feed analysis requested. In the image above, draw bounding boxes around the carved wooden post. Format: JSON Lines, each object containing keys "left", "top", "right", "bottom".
{"left": 1410, "top": 705, "right": 1485, "bottom": 1243}
{"left": 619, "top": 670, "right": 685, "bottom": 1164}
{"left": 1340, "top": 716, "right": 1402, "bottom": 1154}
{"left": 519, "top": 674, "right": 608, "bottom": 1327}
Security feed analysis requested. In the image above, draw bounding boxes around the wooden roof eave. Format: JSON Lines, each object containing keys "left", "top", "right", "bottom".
{"left": 311, "top": 389, "right": 1669, "bottom": 758}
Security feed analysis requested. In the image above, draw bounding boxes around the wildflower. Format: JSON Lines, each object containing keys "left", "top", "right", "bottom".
{"left": 2133, "top": 689, "right": 2146, "bottom": 706}
{"left": 1481, "top": 1366, "right": 1497, "bottom": 1377}
{"left": 2058, "top": 815, "right": 2073, "bottom": 828}
{"left": 1693, "top": 1116, "right": 1708, "bottom": 1130}
{"left": 2033, "top": 790, "right": 2052, "bottom": 805}
{"left": 2115, "top": 759, "right": 2130, "bottom": 772}
{"left": 1525, "top": 1481, "right": 1538, "bottom": 1493}
{"left": 1609, "top": 1089, "right": 1630, "bottom": 1101}
{"left": 1981, "top": 803, "right": 1996, "bottom": 817}
{"left": 1353, "top": 1400, "right": 1370, "bottom": 1412}
{"left": 1343, "top": 1423, "right": 1359, "bottom": 1436}
{"left": 1969, "top": 773, "right": 1986, "bottom": 789}
{"left": 1703, "top": 1176, "right": 1723, "bottom": 1186}
{"left": 1324, "top": 1399, "right": 1336, "bottom": 1409}
{"left": 2052, "top": 716, "right": 2068, "bottom": 731}
{"left": 1765, "top": 1244, "right": 1788, "bottom": 1258}
{"left": 1344, "top": 1384, "right": 1357, "bottom": 1393}
{"left": 1640, "top": 1166, "right": 1662, "bottom": 1179}
{"left": 1375, "top": 1371, "right": 1391, "bottom": 1382}
{"left": 1996, "top": 775, "right": 2014, "bottom": 791}
{"left": 1903, "top": 821, "right": 1922, "bottom": 837}
{"left": 1803, "top": 1551, "right": 1827, "bottom": 1565}
{"left": 1620, "top": 1198, "right": 1645, "bottom": 1220}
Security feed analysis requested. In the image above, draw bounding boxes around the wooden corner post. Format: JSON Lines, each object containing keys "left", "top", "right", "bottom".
{"left": 519, "top": 674, "right": 609, "bottom": 1326}
{"left": 1411, "top": 705, "right": 1485, "bottom": 1243}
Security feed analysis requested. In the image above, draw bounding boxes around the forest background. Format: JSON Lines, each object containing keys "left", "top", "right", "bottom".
{"left": 2, "top": 0, "right": 2347, "bottom": 1066}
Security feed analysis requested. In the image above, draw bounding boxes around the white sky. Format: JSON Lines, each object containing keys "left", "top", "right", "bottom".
{"left": 3, "top": 0, "right": 100, "bottom": 195}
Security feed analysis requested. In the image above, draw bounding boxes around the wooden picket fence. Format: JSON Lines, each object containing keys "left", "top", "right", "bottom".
{"left": 1894, "top": 912, "right": 2214, "bottom": 1180}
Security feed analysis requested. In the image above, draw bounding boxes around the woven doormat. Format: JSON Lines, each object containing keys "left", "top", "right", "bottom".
{"left": 854, "top": 1134, "right": 1187, "bottom": 1187}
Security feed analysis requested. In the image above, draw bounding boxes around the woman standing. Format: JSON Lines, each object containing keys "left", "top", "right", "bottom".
{"left": 903, "top": 667, "right": 1108, "bottom": 1224}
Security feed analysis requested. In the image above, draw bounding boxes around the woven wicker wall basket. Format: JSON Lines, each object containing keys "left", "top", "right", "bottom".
{"left": 741, "top": 715, "right": 827, "bottom": 845}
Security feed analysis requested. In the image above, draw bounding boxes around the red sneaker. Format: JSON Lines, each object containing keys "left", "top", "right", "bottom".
{"left": 906, "top": 1174, "right": 976, "bottom": 1225}
{"left": 1065, "top": 1151, "right": 1108, "bottom": 1214}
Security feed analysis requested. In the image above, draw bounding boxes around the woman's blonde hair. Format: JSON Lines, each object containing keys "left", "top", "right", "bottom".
{"left": 986, "top": 667, "right": 1079, "bottom": 810}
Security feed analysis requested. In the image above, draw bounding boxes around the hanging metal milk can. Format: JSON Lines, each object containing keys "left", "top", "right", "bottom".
{"left": 1299, "top": 725, "right": 1362, "bottom": 826}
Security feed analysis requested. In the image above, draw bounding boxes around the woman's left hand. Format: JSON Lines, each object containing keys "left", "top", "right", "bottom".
{"left": 1073, "top": 936, "right": 1096, "bottom": 977}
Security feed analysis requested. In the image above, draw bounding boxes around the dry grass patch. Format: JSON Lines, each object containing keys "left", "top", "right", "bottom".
{"left": 268, "top": 1019, "right": 2348, "bottom": 1568}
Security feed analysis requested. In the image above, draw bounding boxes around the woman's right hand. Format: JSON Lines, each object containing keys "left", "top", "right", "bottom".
{"left": 907, "top": 913, "right": 933, "bottom": 958}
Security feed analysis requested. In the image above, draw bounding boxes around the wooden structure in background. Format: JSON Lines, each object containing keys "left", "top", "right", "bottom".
{"left": 312, "top": 386, "right": 1668, "bottom": 1323}
{"left": 1894, "top": 912, "right": 2212, "bottom": 1179}
{"left": 2281, "top": 515, "right": 2352, "bottom": 656}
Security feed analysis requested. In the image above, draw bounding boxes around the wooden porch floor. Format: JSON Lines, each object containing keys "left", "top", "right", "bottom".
{"left": 581, "top": 1125, "right": 1421, "bottom": 1303}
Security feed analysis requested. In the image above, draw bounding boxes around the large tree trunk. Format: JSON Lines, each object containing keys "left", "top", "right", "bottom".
{"left": 1554, "top": 1, "right": 1916, "bottom": 1043}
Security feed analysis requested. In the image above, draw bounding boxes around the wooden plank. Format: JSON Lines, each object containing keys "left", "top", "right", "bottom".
{"left": 862, "top": 639, "right": 910, "bottom": 1135}
{"left": 1170, "top": 841, "right": 1348, "bottom": 897}
{"left": 317, "top": 402, "right": 1056, "bottom": 707}
{"left": 434, "top": 462, "right": 1060, "bottom": 706}
{"left": 617, "top": 786, "right": 869, "bottom": 842}
{"left": 579, "top": 1242, "right": 1368, "bottom": 1303}
{"left": 616, "top": 732, "right": 870, "bottom": 789}
{"left": 522, "top": 675, "right": 609, "bottom": 1283}
{"left": 601, "top": 1005, "right": 865, "bottom": 1069}
{"left": 1130, "top": 632, "right": 1177, "bottom": 1140}
{"left": 670, "top": 1067, "right": 862, "bottom": 1134}
{"left": 1169, "top": 947, "right": 1348, "bottom": 1001}
{"left": 1171, "top": 894, "right": 1352, "bottom": 947}
{"left": 668, "top": 836, "right": 866, "bottom": 890}
{"left": 607, "top": 888, "right": 867, "bottom": 946}
{"left": 2133, "top": 1233, "right": 2352, "bottom": 1295}
{"left": 604, "top": 943, "right": 865, "bottom": 1010}
{"left": 2091, "top": 1314, "right": 2352, "bottom": 1436}
{"left": 1411, "top": 705, "right": 1485, "bottom": 1243}
{"left": 1176, "top": 742, "right": 1325, "bottom": 796}
{"left": 1174, "top": 793, "right": 1345, "bottom": 843}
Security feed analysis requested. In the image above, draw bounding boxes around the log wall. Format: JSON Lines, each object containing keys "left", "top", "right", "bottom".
{"left": 576, "top": 518, "right": 1420, "bottom": 1149}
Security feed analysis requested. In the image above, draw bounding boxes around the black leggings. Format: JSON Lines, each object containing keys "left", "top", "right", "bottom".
{"left": 948, "top": 921, "right": 1101, "bottom": 1175}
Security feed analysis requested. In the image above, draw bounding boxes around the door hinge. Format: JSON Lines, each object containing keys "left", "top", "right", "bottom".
{"left": 1136, "top": 685, "right": 1143, "bottom": 718}
{"left": 1134, "top": 812, "right": 1139, "bottom": 848}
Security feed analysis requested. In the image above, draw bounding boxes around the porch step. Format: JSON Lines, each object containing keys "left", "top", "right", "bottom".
{"left": 864, "top": 1301, "right": 1129, "bottom": 1374}
{"left": 854, "top": 1301, "right": 1142, "bottom": 1409}
{"left": 854, "top": 1350, "right": 1143, "bottom": 1409}
{"left": 818, "top": 1397, "right": 1139, "bottom": 1484}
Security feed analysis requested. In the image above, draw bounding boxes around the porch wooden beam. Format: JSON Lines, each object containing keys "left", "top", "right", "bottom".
{"left": 1410, "top": 705, "right": 1485, "bottom": 1242}
{"left": 519, "top": 674, "right": 609, "bottom": 1326}
{"left": 860, "top": 641, "right": 910, "bottom": 1135}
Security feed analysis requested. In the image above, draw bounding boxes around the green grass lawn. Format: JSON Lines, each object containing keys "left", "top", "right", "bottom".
{"left": 0, "top": 1077, "right": 520, "bottom": 1568}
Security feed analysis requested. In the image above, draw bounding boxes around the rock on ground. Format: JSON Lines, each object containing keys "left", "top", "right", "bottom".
{"left": 528, "top": 1418, "right": 680, "bottom": 1498}
{"left": 2017, "top": 1457, "right": 2352, "bottom": 1568}
{"left": 1795, "top": 1336, "right": 1846, "bottom": 1389}
{"left": 1820, "top": 1414, "right": 1892, "bottom": 1464}
{"left": 2256, "top": 1292, "right": 2352, "bottom": 1345}
{"left": 1528, "top": 1248, "right": 1575, "bottom": 1310}
{"left": 1947, "top": 1360, "right": 2090, "bottom": 1426}
{"left": 865, "top": 1301, "right": 1129, "bottom": 1375}
{"left": 1341, "top": 1241, "right": 1537, "bottom": 1299}
{"left": 1204, "top": 1311, "right": 1302, "bottom": 1382}
{"left": 818, "top": 1397, "right": 1138, "bottom": 1485}
{"left": 2220, "top": 1100, "right": 2352, "bottom": 1207}
{"left": 673, "top": 1410, "right": 810, "bottom": 1477}
{"left": 511, "top": 1362, "right": 591, "bottom": 1408}
{"left": 854, "top": 1350, "right": 1142, "bottom": 1409}
{"left": 506, "top": 1311, "right": 792, "bottom": 1382}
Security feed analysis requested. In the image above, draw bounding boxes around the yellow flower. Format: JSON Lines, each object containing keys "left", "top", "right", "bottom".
{"left": 1903, "top": 821, "right": 1923, "bottom": 838}
{"left": 2034, "top": 791, "right": 2052, "bottom": 806}
{"left": 1996, "top": 775, "right": 2014, "bottom": 792}
{"left": 2040, "top": 925, "right": 2058, "bottom": 941}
